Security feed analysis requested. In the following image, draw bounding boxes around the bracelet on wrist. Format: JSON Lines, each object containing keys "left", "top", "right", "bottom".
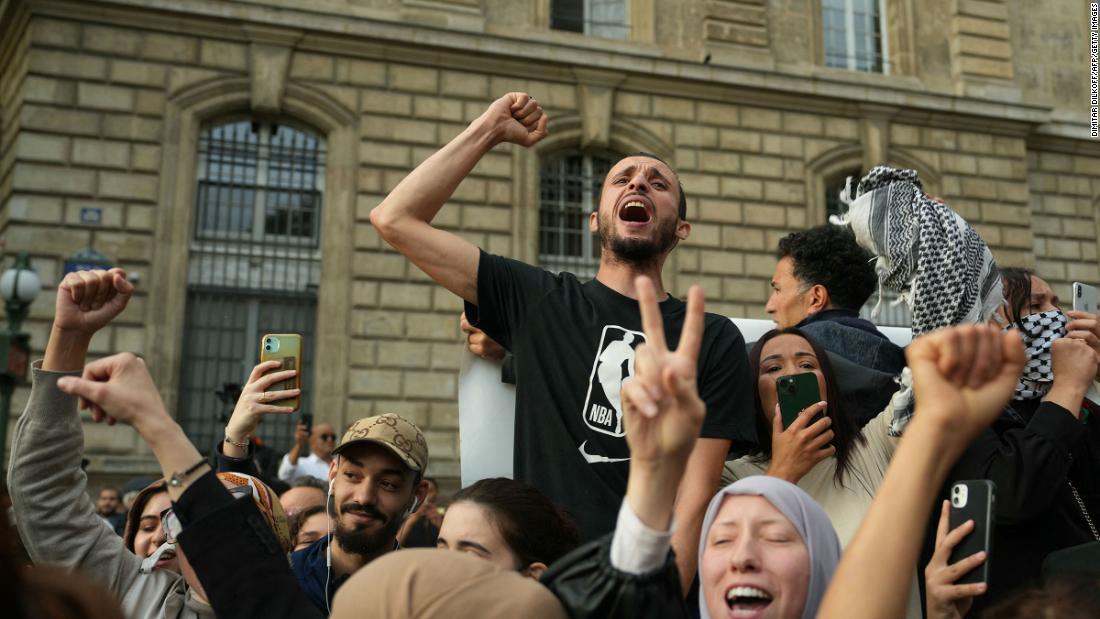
{"left": 166, "top": 458, "right": 209, "bottom": 488}
{"left": 224, "top": 433, "right": 250, "bottom": 448}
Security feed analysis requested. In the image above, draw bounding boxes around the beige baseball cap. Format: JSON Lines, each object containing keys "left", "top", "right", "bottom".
{"left": 333, "top": 413, "right": 428, "bottom": 472}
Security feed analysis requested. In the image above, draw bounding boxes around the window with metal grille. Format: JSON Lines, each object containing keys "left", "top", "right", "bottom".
{"left": 824, "top": 171, "right": 910, "bottom": 327}
{"left": 551, "top": 0, "right": 629, "bottom": 39}
{"left": 538, "top": 152, "right": 615, "bottom": 279}
{"left": 178, "top": 119, "right": 324, "bottom": 455}
{"left": 822, "top": 0, "right": 886, "bottom": 73}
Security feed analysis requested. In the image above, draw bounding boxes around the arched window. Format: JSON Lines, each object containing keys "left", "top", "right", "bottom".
{"left": 177, "top": 118, "right": 325, "bottom": 453}
{"left": 823, "top": 168, "right": 910, "bottom": 327}
{"left": 538, "top": 151, "right": 616, "bottom": 279}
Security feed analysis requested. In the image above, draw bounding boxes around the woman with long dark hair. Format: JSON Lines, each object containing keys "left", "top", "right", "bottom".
{"left": 723, "top": 326, "right": 920, "bottom": 617}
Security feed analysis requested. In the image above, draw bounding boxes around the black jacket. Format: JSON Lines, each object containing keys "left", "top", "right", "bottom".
{"left": 540, "top": 534, "right": 688, "bottom": 619}
{"left": 946, "top": 400, "right": 1100, "bottom": 612}
{"left": 174, "top": 471, "right": 324, "bottom": 619}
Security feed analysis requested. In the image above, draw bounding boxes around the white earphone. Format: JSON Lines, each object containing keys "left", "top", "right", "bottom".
{"left": 403, "top": 496, "right": 421, "bottom": 518}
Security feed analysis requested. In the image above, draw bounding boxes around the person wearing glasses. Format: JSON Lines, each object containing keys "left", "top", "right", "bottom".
{"left": 278, "top": 421, "right": 338, "bottom": 484}
{"left": 8, "top": 268, "right": 293, "bottom": 618}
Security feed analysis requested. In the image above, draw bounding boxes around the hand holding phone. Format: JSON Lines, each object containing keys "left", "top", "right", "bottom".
{"left": 224, "top": 359, "right": 300, "bottom": 454}
{"left": 259, "top": 334, "right": 303, "bottom": 410}
{"left": 947, "top": 480, "right": 994, "bottom": 585}
{"left": 766, "top": 373, "right": 834, "bottom": 484}
{"left": 1073, "top": 282, "right": 1098, "bottom": 314}
{"left": 925, "top": 497, "right": 989, "bottom": 618}
{"left": 777, "top": 372, "right": 824, "bottom": 428}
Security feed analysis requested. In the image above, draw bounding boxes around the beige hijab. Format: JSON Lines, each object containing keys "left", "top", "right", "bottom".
{"left": 331, "top": 549, "right": 568, "bottom": 619}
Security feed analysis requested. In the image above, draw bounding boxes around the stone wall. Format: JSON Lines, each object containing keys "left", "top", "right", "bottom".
{"left": 0, "top": 0, "right": 1096, "bottom": 484}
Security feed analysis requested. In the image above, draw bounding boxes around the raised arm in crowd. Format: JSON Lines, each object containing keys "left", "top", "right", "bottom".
{"left": 9, "top": 269, "right": 304, "bottom": 619}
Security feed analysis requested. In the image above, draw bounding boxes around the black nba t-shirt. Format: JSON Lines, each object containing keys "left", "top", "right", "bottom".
{"left": 465, "top": 251, "right": 756, "bottom": 540}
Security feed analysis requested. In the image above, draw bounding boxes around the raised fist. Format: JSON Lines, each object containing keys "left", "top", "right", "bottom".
{"left": 478, "top": 92, "right": 549, "bottom": 148}
{"left": 54, "top": 268, "right": 133, "bottom": 336}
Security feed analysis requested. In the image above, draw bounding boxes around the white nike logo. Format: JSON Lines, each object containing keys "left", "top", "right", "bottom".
{"left": 578, "top": 441, "right": 630, "bottom": 464}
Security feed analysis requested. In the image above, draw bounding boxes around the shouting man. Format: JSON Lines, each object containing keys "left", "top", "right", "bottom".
{"left": 370, "top": 92, "right": 755, "bottom": 589}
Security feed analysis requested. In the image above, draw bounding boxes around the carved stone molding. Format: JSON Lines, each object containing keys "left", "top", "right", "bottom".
{"left": 244, "top": 25, "right": 302, "bottom": 114}
{"left": 573, "top": 68, "right": 626, "bottom": 150}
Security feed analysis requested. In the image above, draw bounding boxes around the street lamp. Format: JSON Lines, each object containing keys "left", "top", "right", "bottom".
{"left": 0, "top": 253, "right": 40, "bottom": 470}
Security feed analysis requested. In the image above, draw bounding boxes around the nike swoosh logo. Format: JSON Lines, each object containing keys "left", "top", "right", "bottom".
{"left": 578, "top": 441, "right": 630, "bottom": 464}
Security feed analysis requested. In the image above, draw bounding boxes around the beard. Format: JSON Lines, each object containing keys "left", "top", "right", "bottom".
{"left": 598, "top": 211, "right": 679, "bottom": 268}
{"left": 331, "top": 497, "right": 403, "bottom": 557}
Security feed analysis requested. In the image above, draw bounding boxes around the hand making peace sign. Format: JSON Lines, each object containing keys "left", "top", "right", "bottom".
{"left": 620, "top": 276, "right": 707, "bottom": 467}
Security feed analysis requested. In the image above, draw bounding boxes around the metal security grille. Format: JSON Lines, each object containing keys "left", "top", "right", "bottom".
{"left": 824, "top": 173, "right": 910, "bottom": 328}
{"left": 539, "top": 152, "right": 614, "bottom": 279}
{"left": 178, "top": 119, "right": 325, "bottom": 455}
{"left": 550, "top": 0, "right": 629, "bottom": 39}
{"left": 823, "top": 0, "right": 886, "bottom": 73}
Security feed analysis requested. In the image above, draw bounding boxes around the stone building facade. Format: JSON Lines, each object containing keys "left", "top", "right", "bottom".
{"left": 1, "top": 0, "right": 1097, "bottom": 486}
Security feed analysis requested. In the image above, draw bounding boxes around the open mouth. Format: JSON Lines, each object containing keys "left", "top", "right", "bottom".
{"left": 618, "top": 199, "right": 651, "bottom": 224}
{"left": 726, "top": 586, "right": 773, "bottom": 617}
{"left": 155, "top": 550, "right": 177, "bottom": 567}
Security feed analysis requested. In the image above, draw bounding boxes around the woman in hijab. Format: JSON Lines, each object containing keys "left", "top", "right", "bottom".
{"left": 541, "top": 278, "right": 841, "bottom": 619}
{"left": 697, "top": 477, "right": 840, "bottom": 619}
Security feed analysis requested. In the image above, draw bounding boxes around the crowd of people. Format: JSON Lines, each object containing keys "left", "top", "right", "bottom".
{"left": 5, "top": 92, "right": 1100, "bottom": 618}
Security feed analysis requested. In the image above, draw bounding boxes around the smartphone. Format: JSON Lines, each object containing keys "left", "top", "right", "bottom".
{"left": 948, "top": 480, "right": 995, "bottom": 585}
{"left": 259, "top": 333, "right": 302, "bottom": 410}
{"left": 1073, "top": 282, "right": 1098, "bottom": 314}
{"left": 776, "top": 373, "right": 823, "bottom": 429}
{"left": 300, "top": 413, "right": 313, "bottom": 433}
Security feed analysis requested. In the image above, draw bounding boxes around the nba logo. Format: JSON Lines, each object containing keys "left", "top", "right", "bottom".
{"left": 580, "top": 325, "right": 645, "bottom": 437}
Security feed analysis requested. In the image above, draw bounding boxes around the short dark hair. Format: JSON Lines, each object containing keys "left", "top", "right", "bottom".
{"left": 99, "top": 487, "right": 121, "bottom": 499}
{"left": 983, "top": 577, "right": 1100, "bottom": 619}
{"left": 289, "top": 504, "right": 327, "bottom": 542}
{"left": 749, "top": 327, "right": 866, "bottom": 487}
{"left": 776, "top": 224, "right": 876, "bottom": 311}
{"left": 451, "top": 478, "right": 581, "bottom": 570}
{"left": 290, "top": 476, "right": 328, "bottom": 493}
{"left": 631, "top": 152, "right": 687, "bottom": 220}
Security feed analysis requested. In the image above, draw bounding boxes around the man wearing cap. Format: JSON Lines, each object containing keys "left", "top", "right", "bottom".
{"left": 289, "top": 413, "right": 430, "bottom": 613}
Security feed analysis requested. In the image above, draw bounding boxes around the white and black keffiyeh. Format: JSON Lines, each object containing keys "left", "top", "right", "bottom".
{"left": 835, "top": 166, "right": 1004, "bottom": 435}
{"left": 1012, "top": 309, "right": 1069, "bottom": 401}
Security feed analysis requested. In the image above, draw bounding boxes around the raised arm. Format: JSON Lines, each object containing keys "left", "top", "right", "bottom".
{"left": 57, "top": 353, "right": 207, "bottom": 502}
{"left": 370, "top": 93, "right": 548, "bottom": 304}
{"left": 818, "top": 325, "right": 1025, "bottom": 619}
{"left": 57, "top": 354, "right": 322, "bottom": 619}
{"left": 8, "top": 269, "right": 139, "bottom": 592}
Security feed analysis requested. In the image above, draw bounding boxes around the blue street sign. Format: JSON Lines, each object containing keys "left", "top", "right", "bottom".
{"left": 62, "top": 248, "right": 113, "bottom": 275}
{"left": 80, "top": 207, "right": 103, "bottom": 225}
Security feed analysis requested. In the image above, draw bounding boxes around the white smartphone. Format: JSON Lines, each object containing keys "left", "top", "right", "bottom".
{"left": 1073, "top": 282, "right": 1098, "bottom": 314}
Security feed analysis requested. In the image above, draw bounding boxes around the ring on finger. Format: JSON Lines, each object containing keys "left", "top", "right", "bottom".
{"left": 260, "top": 391, "right": 269, "bottom": 402}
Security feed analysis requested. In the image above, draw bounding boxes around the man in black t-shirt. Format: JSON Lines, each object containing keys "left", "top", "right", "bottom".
{"left": 370, "top": 93, "right": 755, "bottom": 590}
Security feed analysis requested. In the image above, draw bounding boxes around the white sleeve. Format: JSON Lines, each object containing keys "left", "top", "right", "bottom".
{"left": 609, "top": 500, "right": 674, "bottom": 575}
{"left": 277, "top": 453, "right": 297, "bottom": 481}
